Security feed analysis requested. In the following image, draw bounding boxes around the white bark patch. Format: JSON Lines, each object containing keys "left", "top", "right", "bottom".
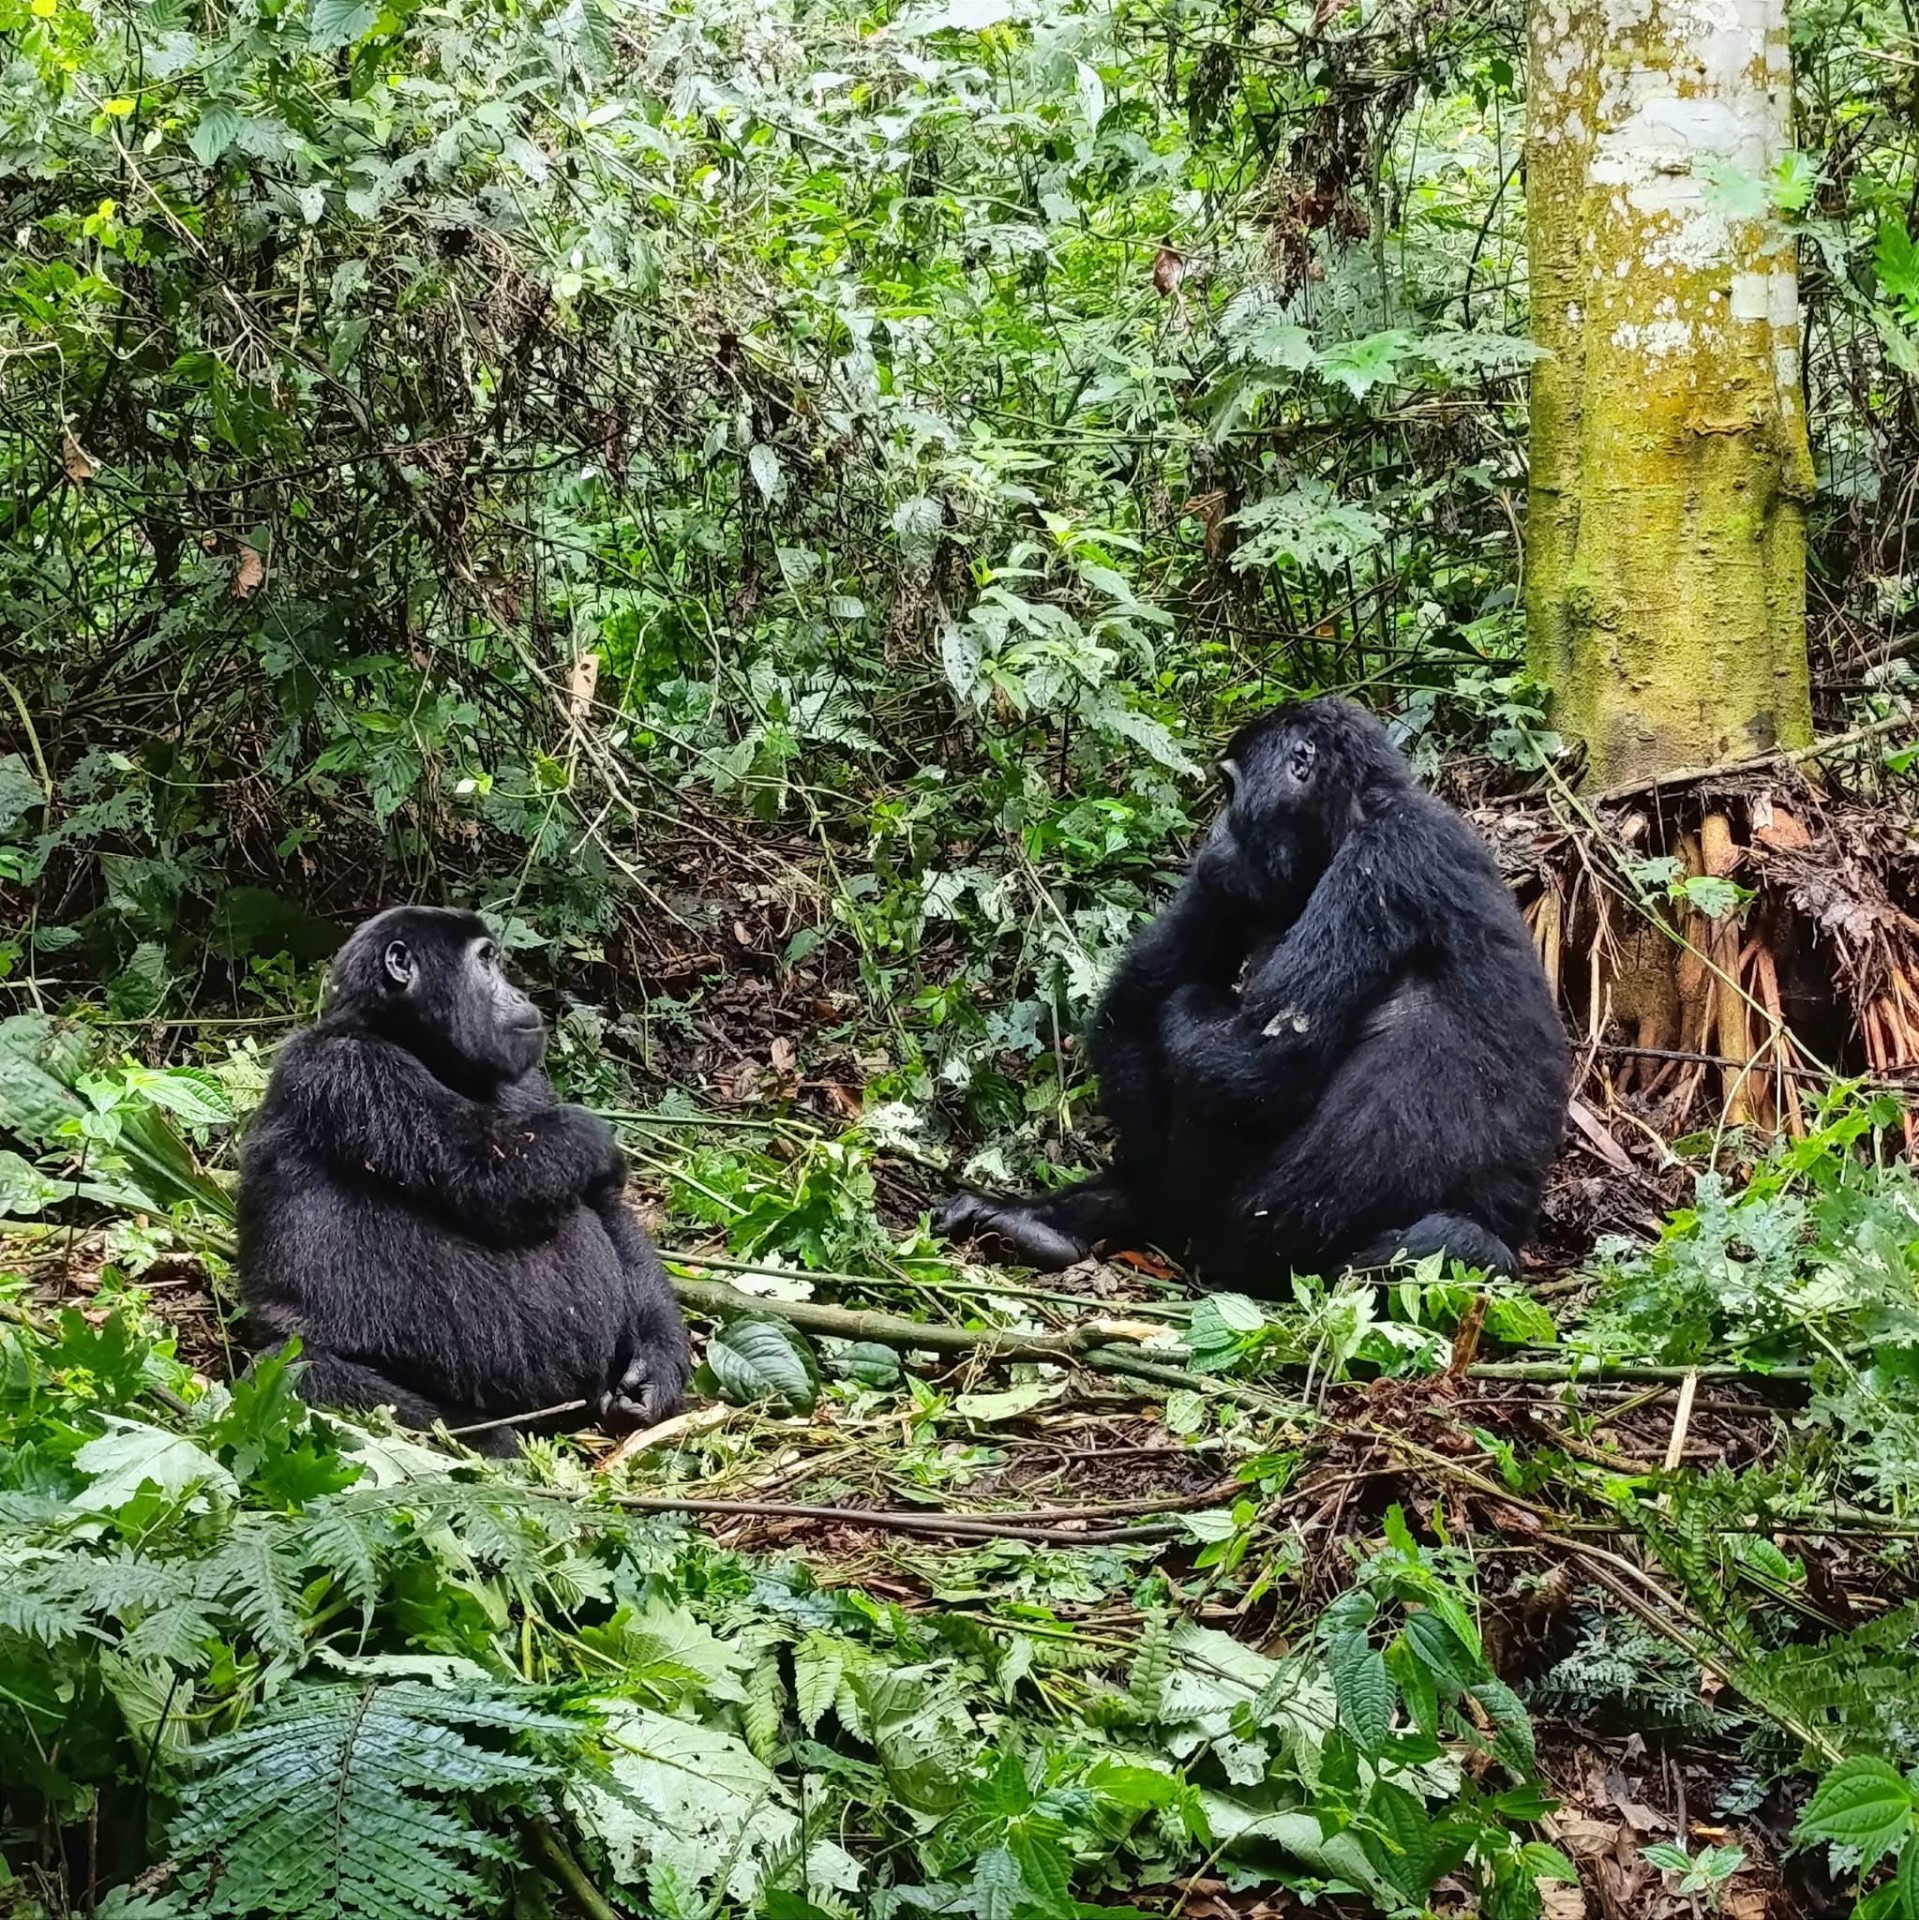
{"left": 1550, "top": 0, "right": 1801, "bottom": 409}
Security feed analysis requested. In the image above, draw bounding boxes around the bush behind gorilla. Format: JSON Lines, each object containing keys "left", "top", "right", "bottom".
{"left": 238, "top": 906, "right": 689, "bottom": 1455}
{"left": 941, "top": 697, "right": 1570, "bottom": 1288}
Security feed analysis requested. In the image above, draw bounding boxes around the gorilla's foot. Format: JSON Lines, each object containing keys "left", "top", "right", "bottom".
{"left": 1347, "top": 1211, "right": 1517, "bottom": 1277}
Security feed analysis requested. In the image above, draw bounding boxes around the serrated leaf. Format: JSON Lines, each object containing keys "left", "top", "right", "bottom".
{"left": 1400, "top": 1607, "right": 1480, "bottom": 1694}
{"left": 1797, "top": 1757, "right": 1915, "bottom": 1871}
{"left": 73, "top": 1421, "right": 239, "bottom": 1510}
{"left": 1472, "top": 1673, "right": 1537, "bottom": 1774}
{"left": 1897, "top": 1835, "right": 1919, "bottom": 1920}
{"left": 1329, "top": 1630, "right": 1394, "bottom": 1753}
{"left": 1315, "top": 328, "right": 1416, "bottom": 398}
{"left": 1362, "top": 1779, "right": 1433, "bottom": 1902}
{"left": 1210, "top": 1292, "right": 1267, "bottom": 1333}
{"left": 968, "top": 1846, "right": 1025, "bottom": 1920}
{"left": 706, "top": 1316, "right": 820, "bottom": 1412}
{"left": 188, "top": 103, "right": 243, "bottom": 166}
{"left": 1008, "top": 1827, "right": 1071, "bottom": 1915}
{"left": 307, "top": 0, "right": 380, "bottom": 47}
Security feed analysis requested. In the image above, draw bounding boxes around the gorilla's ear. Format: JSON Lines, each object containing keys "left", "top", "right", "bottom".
{"left": 382, "top": 939, "right": 415, "bottom": 991}
{"left": 1217, "top": 757, "right": 1241, "bottom": 795}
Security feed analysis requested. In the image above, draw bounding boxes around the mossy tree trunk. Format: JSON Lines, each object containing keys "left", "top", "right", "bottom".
{"left": 1525, "top": 0, "right": 1815, "bottom": 789}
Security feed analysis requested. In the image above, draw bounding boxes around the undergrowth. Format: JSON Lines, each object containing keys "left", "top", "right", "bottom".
{"left": 3, "top": 1028, "right": 1919, "bottom": 1919}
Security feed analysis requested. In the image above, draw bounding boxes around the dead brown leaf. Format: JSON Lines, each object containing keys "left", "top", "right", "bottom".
{"left": 567, "top": 650, "right": 600, "bottom": 723}
{"left": 231, "top": 544, "right": 265, "bottom": 598}
{"left": 62, "top": 428, "right": 96, "bottom": 484}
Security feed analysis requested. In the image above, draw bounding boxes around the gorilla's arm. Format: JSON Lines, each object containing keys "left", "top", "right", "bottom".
{"left": 939, "top": 863, "right": 1256, "bottom": 1270}
{"left": 589, "top": 1192, "right": 693, "bottom": 1426}
{"left": 1088, "top": 864, "right": 1257, "bottom": 1122}
{"left": 278, "top": 1032, "right": 621, "bottom": 1234}
{"left": 1160, "top": 800, "right": 1444, "bottom": 1112}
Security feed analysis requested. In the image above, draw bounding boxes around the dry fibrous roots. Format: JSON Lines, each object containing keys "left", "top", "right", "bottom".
{"left": 1517, "top": 781, "right": 1919, "bottom": 1142}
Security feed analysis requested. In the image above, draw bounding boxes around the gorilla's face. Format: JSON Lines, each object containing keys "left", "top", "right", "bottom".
{"left": 432, "top": 930, "right": 547, "bottom": 1083}
{"left": 331, "top": 906, "right": 546, "bottom": 1090}
{"left": 1214, "top": 714, "right": 1336, "bottom": 906}
{"left": 1213, "top": 696, "right": 1410, "bottom": 911}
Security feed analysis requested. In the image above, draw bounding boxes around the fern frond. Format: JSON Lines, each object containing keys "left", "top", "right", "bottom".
{"left": 202, "top": 1522, "right": 307, "bottom": 1660}
{"left": 168, "top": 1680, "right": 579, "bottom": 1920}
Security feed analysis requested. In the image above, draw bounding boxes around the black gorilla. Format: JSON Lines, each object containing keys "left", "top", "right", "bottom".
{"left": 940, "top": 697, "right": 1569, "bottom": 1289}
{"left": 237, "top": 906, "right": 689, "bottom": 1454}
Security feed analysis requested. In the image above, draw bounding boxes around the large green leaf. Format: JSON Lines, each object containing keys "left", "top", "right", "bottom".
{"left": 705, "top": 1316, "right": 821, "bottom": 1412}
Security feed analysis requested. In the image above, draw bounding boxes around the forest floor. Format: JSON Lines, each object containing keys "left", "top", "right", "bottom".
{"left": 6, "top": 1098, "right": 1910, "bottom": 1920}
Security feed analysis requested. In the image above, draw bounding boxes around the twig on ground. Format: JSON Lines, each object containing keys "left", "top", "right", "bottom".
{"left": 606, "top": 1488, "right": 1220, "bottom": 1544}
{"left": 526, "top": 1815, "right": 625, "bottom": 1920}
{"left": 668, "top": 1273, "right": 1164, "bottom": 1365}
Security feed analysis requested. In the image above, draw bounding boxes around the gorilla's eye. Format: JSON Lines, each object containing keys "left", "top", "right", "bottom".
{"left": 1287, "top": 740, "right": 1317, "bottom": 782}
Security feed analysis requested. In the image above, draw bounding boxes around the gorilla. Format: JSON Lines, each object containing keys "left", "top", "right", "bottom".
{"left": 237, "top": 906, "right": 689, "bottom": 1454}
{"left": 939, "top": 697, "right": 1569, "bottom": 1290}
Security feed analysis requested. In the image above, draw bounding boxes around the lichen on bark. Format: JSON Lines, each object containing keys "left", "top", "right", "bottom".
{"left": 1524, "top": 0, "right": 1813, "bottom": 788}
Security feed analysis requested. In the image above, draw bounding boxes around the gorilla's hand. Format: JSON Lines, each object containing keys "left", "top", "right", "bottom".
{"left": 597, "top": 1337, "right": 689, "bottom": 1431}
{"left": 1192, "top": 810, "right": 1264, "bottom": 910}
{"left": 554, "top": 1105, "right": 627, "bottom": 1197}
{"left": 936, "top": 1190, "right": 1090, "bottom": 1272}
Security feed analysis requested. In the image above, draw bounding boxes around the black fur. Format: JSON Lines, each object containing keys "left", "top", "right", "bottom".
{"left": 939, "top": 697, "right": 1570, "bottom": 1289}
{"left": 237, "top": 906, "right": 689, "bottom": 1454}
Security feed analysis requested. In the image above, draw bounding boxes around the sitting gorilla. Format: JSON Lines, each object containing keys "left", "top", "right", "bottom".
{"left": 237, "top": 906, "right": 689, "bottom": 1453}
{"left": 940, "top": 697, "right": 1569, "bottom": 1289}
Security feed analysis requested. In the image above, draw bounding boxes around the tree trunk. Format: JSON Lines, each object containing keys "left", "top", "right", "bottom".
{"left": 1525, "top": 0, "right": 1815, "bottom": 789}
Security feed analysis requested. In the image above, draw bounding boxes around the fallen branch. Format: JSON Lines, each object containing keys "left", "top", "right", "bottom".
{"left": 669, "top": 1275, "right": 1813, "bottom": 1394}
{"left": 668, "top": 1273, "right": 1160, "bottom": 1365}
{"left": 1463, "top": 1359, "right": 1811, "bottom": 1384}
{"left": 606, "top": 1489, "right": 1215, "bottom": 1545}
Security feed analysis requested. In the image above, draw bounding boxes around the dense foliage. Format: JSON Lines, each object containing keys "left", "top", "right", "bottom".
{"left": 3, "top": 1024, "right": 1919, "bottom": 1917}
{"left": 7, "top": 0, "right": 1919, "bottom": 1914}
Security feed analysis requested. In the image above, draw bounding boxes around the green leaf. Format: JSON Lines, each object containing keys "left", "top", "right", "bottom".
{"left": 307, "top": 0, "right": 380, "bottom": 47}
{"left": 1641, "top": 1843, "right": 1694, "bottom": 1874}
{"left": 188, "top": 103, "right": 243, "bottom": 166}
{"left": 1385, "top": 1635, "right": 1439, "bottom": 1737}
{"left": 1521, "top": 1842, "right": 1579, "bottom": 1883}
{"left": 1796, "top": 1756, "right": 1915, "bottom": 1871}
{"left": 1362, "top": 1779, "right": 1434, "bottom": 1902}
{"left": 0, "top": 1148, "right": 63, "bottom": 1218}
{"left": 1399, "top": 1608, "right": 1481, "bottom": 1694}
{"left": 1009, "top": 1826, "right": 1072, "bottom": 1917}
{"left": 968, "top": 1846, "right": 1025, "bottom": 1920}
{"left": 706, "top": 1316, "right": 821, "bottom": 1412}
{"left": 1329, "top": 1630, "right": 1394, "bottom": 1753}
{"left": 73, "top": 1420, "right": 239, "bottom": 1510}
{"left": 748, "top": 444, "right": 783, "bottom": 501}
{"left": 1314, "top": 329, "right": 1416, "bottom": 398}
{"left": 829, "top": 1341, "right": 901, "bottom": 1388}
{"left": 1164, "top": 1389, "right": 1206, "bottom": 1436}
{"left": 794, "top": 1634, "right": 846, "bottom": 1734}
{"left": 1897, "top": 1835, "right": 1919, "bottom": 1920}
{"left": 128, "top": 1066, "right": 234, "bottom": 1128}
